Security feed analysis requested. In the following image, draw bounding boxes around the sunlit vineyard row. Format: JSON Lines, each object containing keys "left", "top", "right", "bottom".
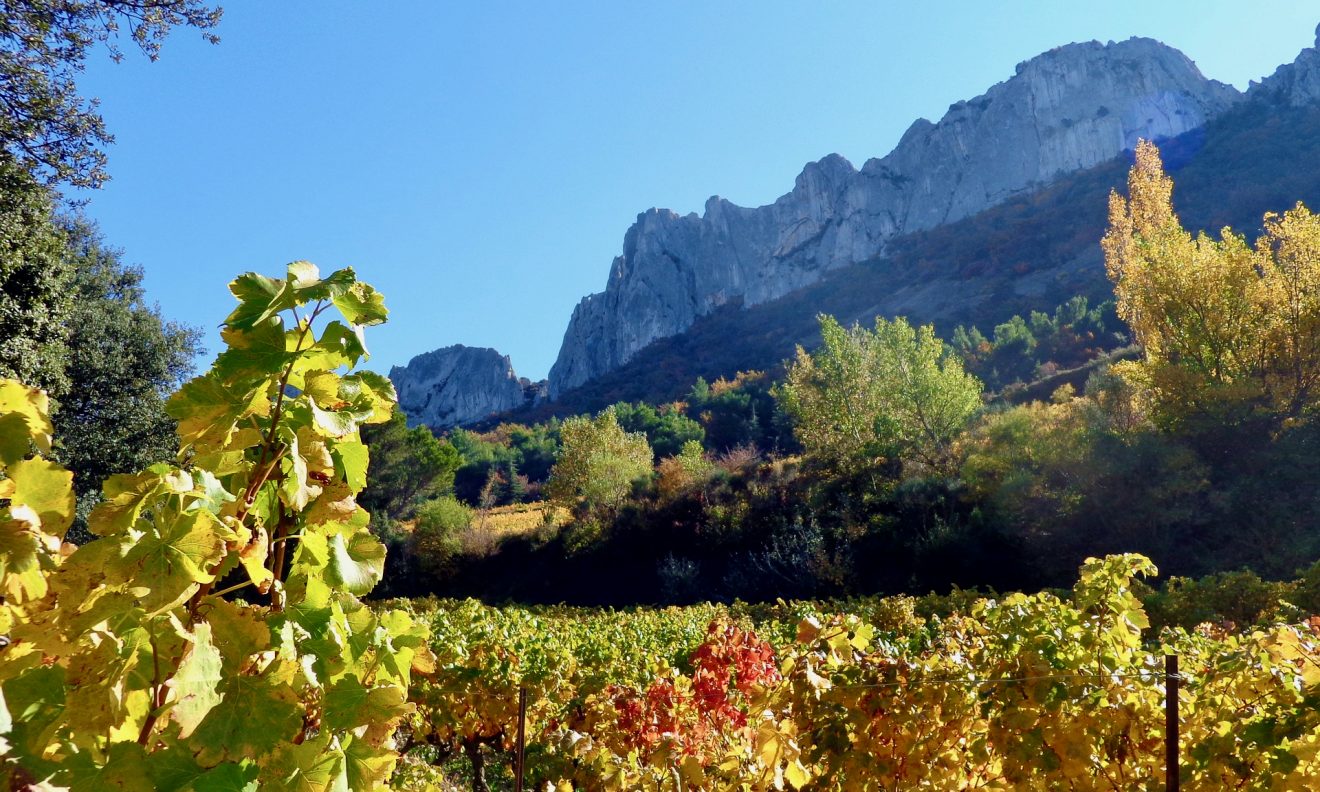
{"left": 393, "top": 554, "right": 1320, "bottom": 790}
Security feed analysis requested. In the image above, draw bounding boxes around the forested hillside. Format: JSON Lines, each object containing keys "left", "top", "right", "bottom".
{"left": 364, "top": 143, "right": 1320, "bottom": 613}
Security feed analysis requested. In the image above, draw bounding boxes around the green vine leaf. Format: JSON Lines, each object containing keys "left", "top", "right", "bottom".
{"left": 170, "top": 621, "right": 225, "bottom": 738}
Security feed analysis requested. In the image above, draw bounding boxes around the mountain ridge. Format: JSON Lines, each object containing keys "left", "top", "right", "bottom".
{"left": 543, "top": 35, "right": 1239, "bottom": 398}
{"left": 394, "top": 28, "right": 1320, "bottom": 429}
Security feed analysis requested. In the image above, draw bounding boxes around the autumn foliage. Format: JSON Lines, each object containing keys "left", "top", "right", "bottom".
{"left": 1104, "top": 140, "right": 1320, "bottom": 427}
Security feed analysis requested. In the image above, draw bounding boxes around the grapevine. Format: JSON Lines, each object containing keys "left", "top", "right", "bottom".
{"left": 0, "top": 262, "right": 430, "bottom": 790}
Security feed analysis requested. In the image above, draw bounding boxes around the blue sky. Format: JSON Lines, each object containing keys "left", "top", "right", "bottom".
{"left": 74, "top": 1, "right": 1318, "bottom": 380}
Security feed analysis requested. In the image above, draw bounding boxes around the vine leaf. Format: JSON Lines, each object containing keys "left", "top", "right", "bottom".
{"left": 120, "top": 508, "right": 232, "bottom": 613}
{"left": 189, "top": 676, "right": 302, "bottom": 765}
{"left": 321, "top": 675, "right": 409, "bottom": 734}
{"left": 331, "top": 281, "right": 388, "bottom": 327}
{"left": 341, "top": 735, "right": 396, "bottom": 790}
{"left": 0, "top": 511, "right": 51, "bottom": 601}
{"left": 170, "top": 621, "right": 225, "bottom": 738}
{"left": 324, "top": 530, "right": 384, "bottom": 596}
{"left": 8, "top": 458, "right": 75, "bottom": 535}
{"left": 0, "top": 380, "right": 53, "bottom": 457}
{"left": 262, "top": 734, "right": 348, "bottom": 792}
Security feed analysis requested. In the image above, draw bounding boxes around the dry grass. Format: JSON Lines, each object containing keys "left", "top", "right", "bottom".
{"left": 460, "top": 502, "right": 568, "bottom": 557}
{"left": 397, "top": 501, "right": 569, "bottom": 559}
{"left": 474, "top": 502, "right": 569, "bottom": 537}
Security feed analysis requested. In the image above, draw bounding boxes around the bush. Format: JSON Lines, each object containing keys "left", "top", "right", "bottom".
{"left": 412, "top": 496, "right": 474, "bottom": 574}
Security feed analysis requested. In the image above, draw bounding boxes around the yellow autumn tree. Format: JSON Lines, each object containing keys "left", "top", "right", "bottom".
{"left": 1102, "top": 140, "right": 1320, "bottom": 427}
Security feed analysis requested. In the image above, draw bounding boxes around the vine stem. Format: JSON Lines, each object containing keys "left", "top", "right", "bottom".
{"left": 137, "top": 624, "right": 165, "bottom": 746}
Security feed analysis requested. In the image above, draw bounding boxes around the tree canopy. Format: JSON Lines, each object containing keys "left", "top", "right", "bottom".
{"left": 0, "top": 158, "right": 71, "bottom": 394}
{"left": 359, "top": 410, "right": 462, "bottom": 524}
{"left": 1, "top": 0, "right": 222, "bottom": 187}
{"left": 777, "top": 314, "right": 983, "bottom": 474}
{"left": 610, "top": 400, "right": 704, "bottom": 459}
{"left": 546, "top": 408, "right": 652, "bottom": 514}
{"left": 1103, "top": 140, "right": 1320, "bottom": 427}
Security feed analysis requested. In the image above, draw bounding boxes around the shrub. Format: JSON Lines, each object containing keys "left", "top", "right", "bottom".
{"left": 412, "top": 496, "right": 473, "bottom": 574}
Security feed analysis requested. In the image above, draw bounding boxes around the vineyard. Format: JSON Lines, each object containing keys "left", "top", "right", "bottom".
{"left": 394, "top": 557, "right": 1320, "bottom": 790}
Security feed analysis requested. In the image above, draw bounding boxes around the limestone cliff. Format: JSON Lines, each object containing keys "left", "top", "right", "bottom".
{"left": 546, "top": 37, "right": 1240, "bottom": 397}
{"left": 1249, "top": 24, "right": 1320, "bottom": 107}
{"left": 390, "top": 345, "right": 538, "bottom": 429}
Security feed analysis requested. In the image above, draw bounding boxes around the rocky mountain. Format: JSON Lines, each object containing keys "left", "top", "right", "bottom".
{"left": 390, "top": 345, "right": 543, "bottom": 429}
{"left": 401, "top": 28, "right": 1320, "bottom": 429}
{"left": 497, "top": 85, "right": 1320, "bottom": 424}
{"left": 545, "top": 37, "right": 1240, "bottom": 397}
{"left": 1251, "top": 24, "right": 1320, "bottom": 106}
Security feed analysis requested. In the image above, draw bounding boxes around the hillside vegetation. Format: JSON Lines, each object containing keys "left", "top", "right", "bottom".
{"left": 366, "top": 142, "right": 1320, "bottom": 612}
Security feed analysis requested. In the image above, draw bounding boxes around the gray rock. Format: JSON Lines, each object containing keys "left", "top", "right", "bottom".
{"left": 1249, "top": 24, "right": 1320, "bottom": 106}
{"left": 390, "top": 345, "right": 529, "bottom": 429}
{"left": 547, "top": 37, "right": 1240, "bottom": 397}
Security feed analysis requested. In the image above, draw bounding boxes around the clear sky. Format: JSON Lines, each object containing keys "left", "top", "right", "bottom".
{"left": 72, "top": 1, "right": 1319, "bottom": 380}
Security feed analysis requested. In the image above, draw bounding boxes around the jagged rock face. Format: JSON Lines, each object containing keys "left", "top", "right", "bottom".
{"left": 547, "top": 37, "right": 1240, "bottom": 398}
{"left": 1250, "top": 25, "right": 1320, "bottom": 106}
{"left": 390, "top": 345, "right": 527, "bottom": 429}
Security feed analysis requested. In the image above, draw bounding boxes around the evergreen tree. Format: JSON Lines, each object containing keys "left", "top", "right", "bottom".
{"left": 54, "top": 218, "right": 202, "bottom": 516}
{"left": 0, "top": 158, "right": 71, "bottom": 395}
{"left": 504, "top": 458, "right": 526, "bottom": 504}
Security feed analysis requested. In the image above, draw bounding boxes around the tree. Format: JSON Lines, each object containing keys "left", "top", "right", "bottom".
{"left": 546, "top": 408, "right": 652, "bottom": 514}
{"left": 0, "top": 157, "right": 71, "bottom": 394}
{"left": 411, "top": 496, "right": 473, "bottom": 575}
{"left": 1102, "top": 140, "right": 1320, "bottom": 427}
{"left": 777, "top": 314, "right": 983, "bottom": 474}
{"left": 989, "top": 315, "right": 1037, "bottom": 385}
{"left": 359, "top": 410, "right": 462, "bottom": 524}
{"left": 54, "top": 218, "right": 202, "bottom": 514}
{"left": 1, "top": 0, "right": 222, "bottom": 187}
{"left": 503, "top": 458, "right": 526, "bottom": 504}
{"left": 655, "top": 439, "right": 715, "bottom": 501}
{"left": 449, "top": 422, "right": 560, "bottom": 503}
{"left": 687, "top": 371, "right": 796, "bottom": 454}
{"left": 611, "top": 400, "right": 704, "bottom": 458}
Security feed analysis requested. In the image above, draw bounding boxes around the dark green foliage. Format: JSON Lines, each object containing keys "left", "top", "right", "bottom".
{"left": 359, "top": 410, "right": 462, "bottom": 525}
{"left": 503, "top": 459, "right": 527, "bottom": 504}
{"left": 54, "top": 218, "right": 202, "bottom": 510}
{"left": 610, "top": 400, "right": 704, "bottom": 458}
{"left": 0, "top": 0, "right": 222, "bottom": 187}
{"left": 687, "top": 373, "right": 797, "bottom": 455}
{"left": 449, "top": 422, "right": 559, "bottom": 504}
{"left": 0, "top": 158, "right": 71, "bottom": 396}
{"left": 989, "top": 315, "right": 1037, "bottom": 385}
{"left": 952, "top": 296, "right": 1124, "bottom": 391}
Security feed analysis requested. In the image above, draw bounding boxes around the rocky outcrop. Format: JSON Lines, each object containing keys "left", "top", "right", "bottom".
{"left": 547, "top": 37, "right": 1240, "bottom": 397}
{"left": 1249, "top": 24, "right": 1320, "bottom": 106}
{"left": 390, "top": 345, "right": 537, "bottom": 429}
